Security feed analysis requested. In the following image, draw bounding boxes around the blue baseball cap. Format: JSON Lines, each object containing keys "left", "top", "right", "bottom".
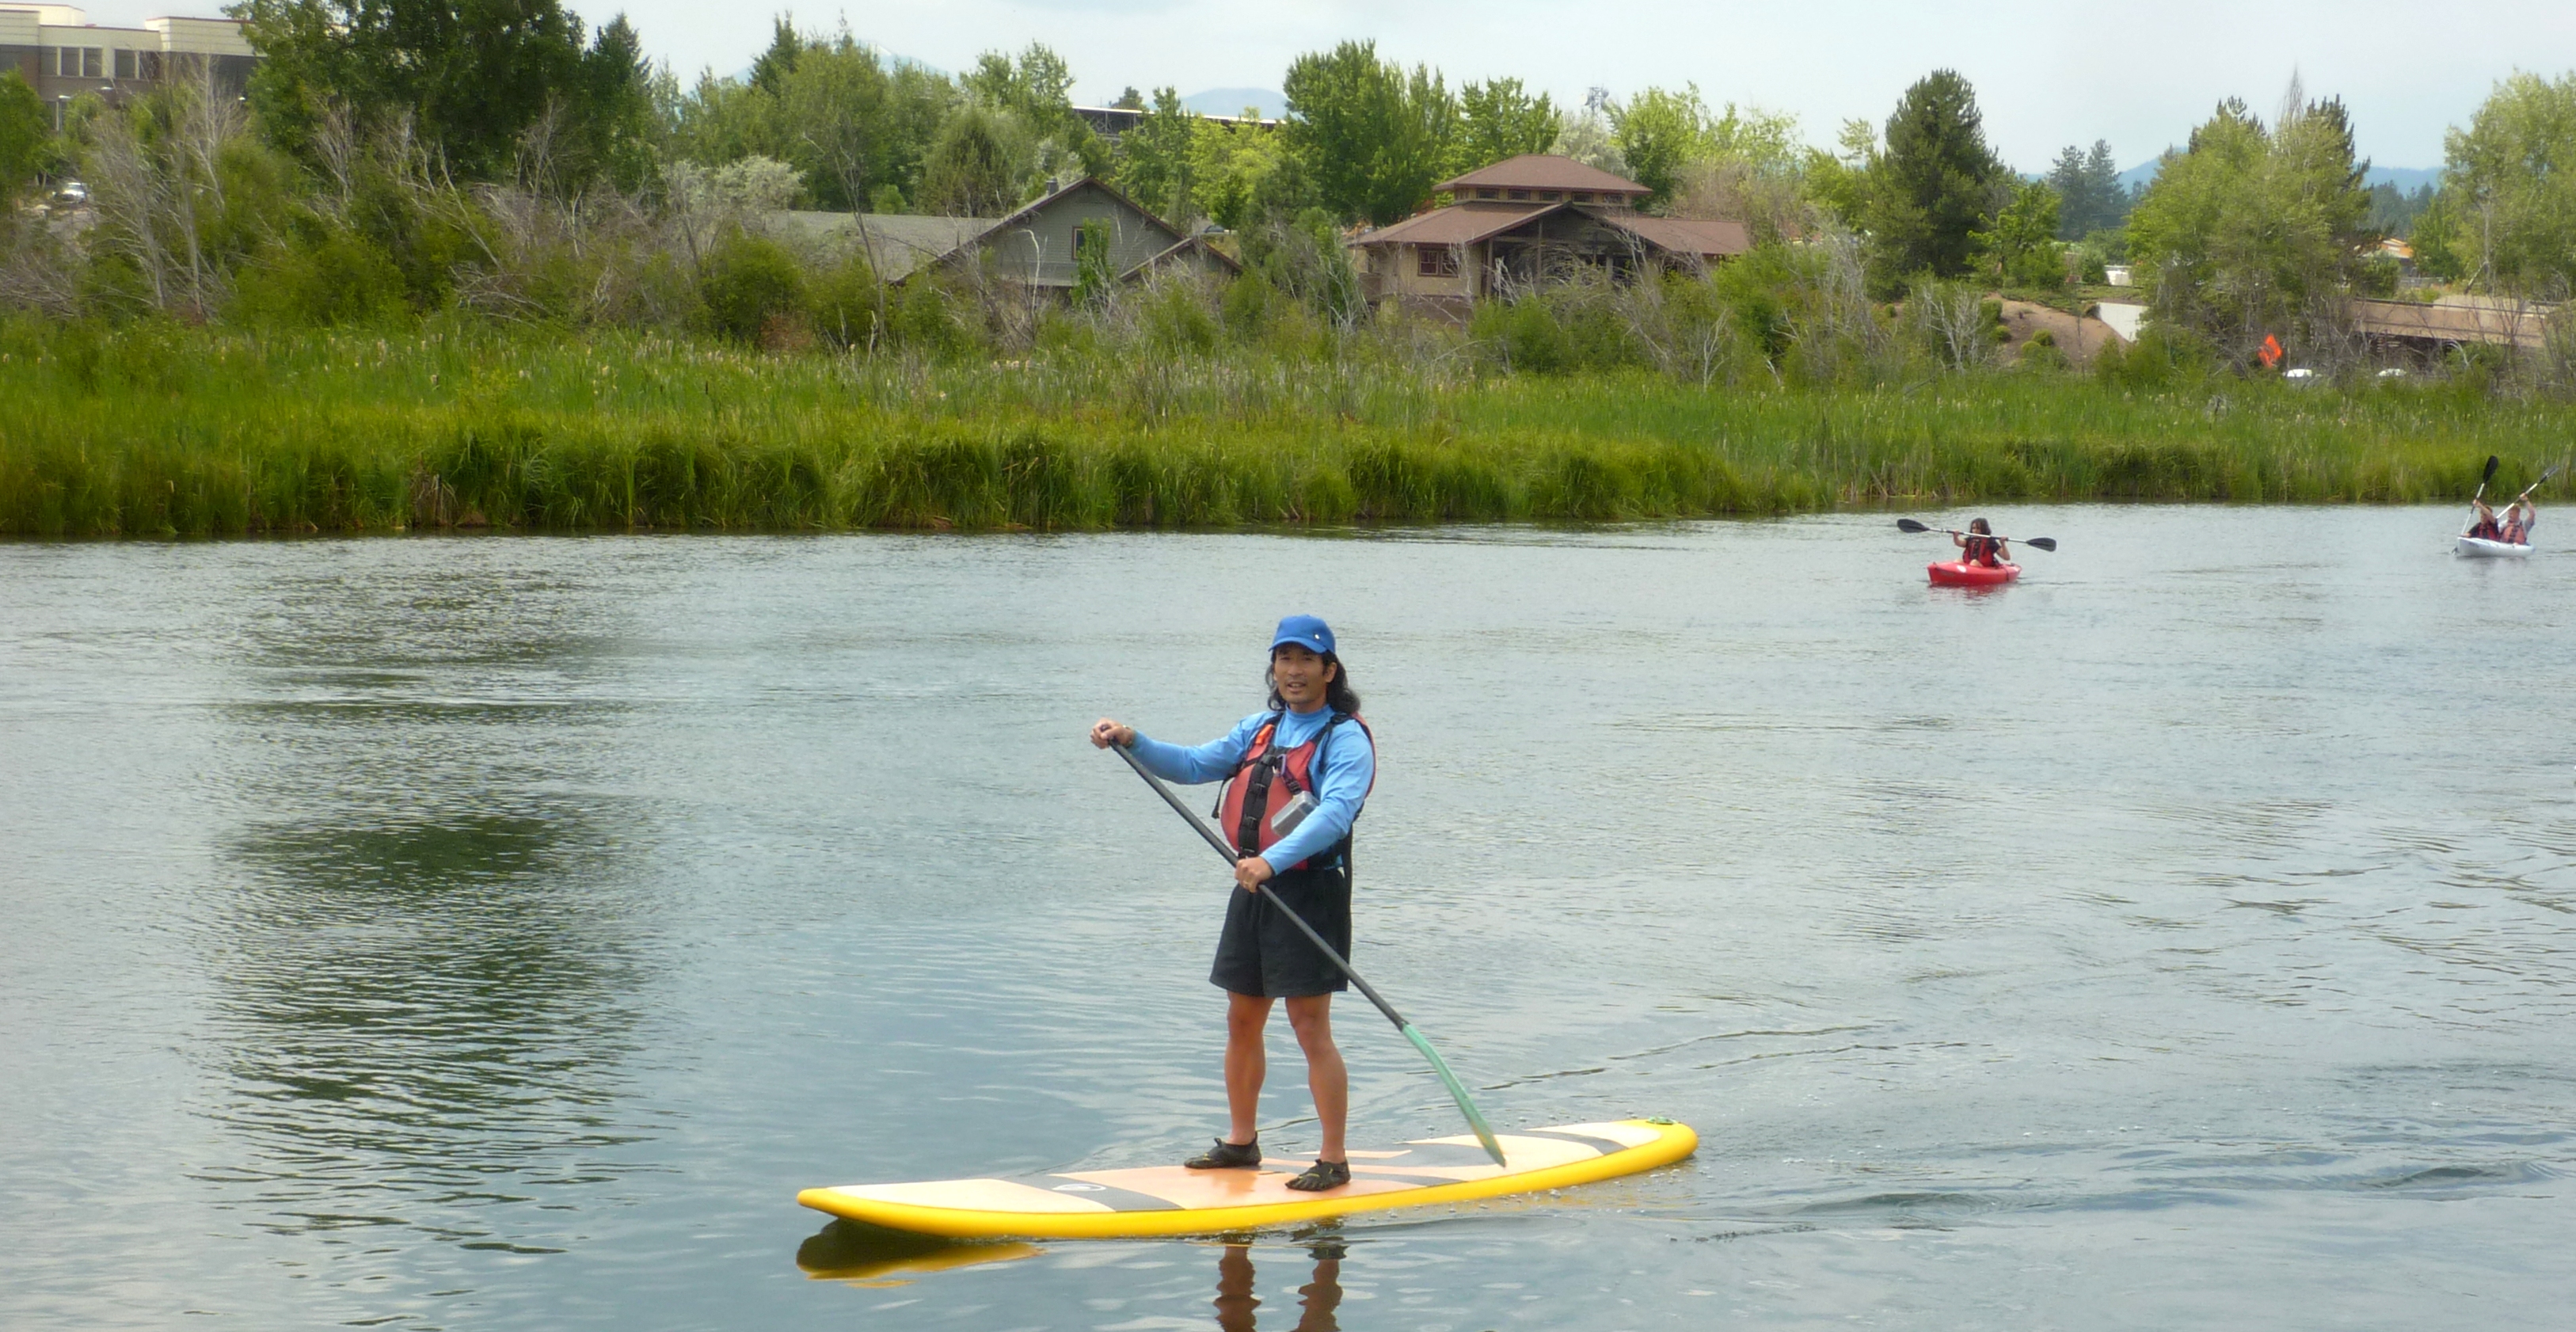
{"left": 1269, "top": 614, "right": 1335, "bottom": 656}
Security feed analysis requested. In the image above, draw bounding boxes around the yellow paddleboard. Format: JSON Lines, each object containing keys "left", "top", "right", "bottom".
{"left": 797, "top": 1118, "right": 1696, "bottom": 1239}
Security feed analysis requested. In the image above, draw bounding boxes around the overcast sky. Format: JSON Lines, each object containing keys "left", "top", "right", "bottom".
{"left": 84, "top": 0, "right": 2576, "bottom": 169}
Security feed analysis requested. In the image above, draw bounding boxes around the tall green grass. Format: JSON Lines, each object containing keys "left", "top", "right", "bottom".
{"left": 2, "top": 322, "right": 2567, "bottom": 537}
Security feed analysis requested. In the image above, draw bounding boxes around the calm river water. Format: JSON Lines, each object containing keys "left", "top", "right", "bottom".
{"left": 5, "top": 507, "right": 2572, "bottom": 1330}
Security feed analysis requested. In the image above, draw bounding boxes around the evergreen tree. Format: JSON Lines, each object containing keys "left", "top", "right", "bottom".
{"left": 2046, "top": 139, "right": 2128, "bottom": 238}
{"left": 1864, "top": 70, "right": 2007, "bottom": 280}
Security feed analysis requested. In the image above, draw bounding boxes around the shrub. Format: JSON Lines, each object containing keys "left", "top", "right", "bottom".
{"left": 808, "top": 252, "right": 883, "bottom": 350}
{"left": 230, "top": 216, "right": 410, "bottom": 327}
{"left": 696, "top": 229, "right": 806, "bottom": 344}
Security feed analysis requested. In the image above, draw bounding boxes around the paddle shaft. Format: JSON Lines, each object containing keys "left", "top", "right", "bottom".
{"left": 1109, "top": 739, "right": 1508, "bottom": 1166}
{"left": 1896, "top": 521, "right": 2056, "bottom": 550}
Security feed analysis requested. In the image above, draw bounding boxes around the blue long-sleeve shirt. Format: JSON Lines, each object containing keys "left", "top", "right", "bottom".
{"left": 1131, "top": 707, "right": 1374, "bottom": 869}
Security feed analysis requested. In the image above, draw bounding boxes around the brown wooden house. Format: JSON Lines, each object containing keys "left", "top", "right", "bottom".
{"left": 1349, "top": 155, "right": 1752, "bottom": 318}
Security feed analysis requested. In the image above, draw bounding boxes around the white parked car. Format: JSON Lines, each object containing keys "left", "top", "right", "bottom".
{"left": 51, "top": 181, "right": 88, "bottom": 206}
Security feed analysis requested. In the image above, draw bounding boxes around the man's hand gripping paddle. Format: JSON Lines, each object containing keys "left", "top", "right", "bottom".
{"left": 1109, "top": 741, "right": 1508, "bottom": 1167}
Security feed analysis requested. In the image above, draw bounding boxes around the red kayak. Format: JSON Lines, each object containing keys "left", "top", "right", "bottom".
{"left": 1927, "top": 560, "right": 2019, "bottom": 587}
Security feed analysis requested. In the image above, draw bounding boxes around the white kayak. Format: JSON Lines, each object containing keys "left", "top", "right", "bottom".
{"left": 2457, "top": 535, "right": 2532, "bottom": 558}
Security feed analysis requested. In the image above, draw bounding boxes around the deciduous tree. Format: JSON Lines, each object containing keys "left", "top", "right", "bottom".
{"left": 2126, "top": 91, "right": 2372, "bottom": 362}
{"left": 2410, "top": 71, "right": 2576, "bottom": 295}
{"left": 1281, "top": 41, "right": 1456, "bottom": 226}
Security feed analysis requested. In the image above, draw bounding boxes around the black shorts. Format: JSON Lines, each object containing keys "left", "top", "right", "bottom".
{"left": 1210, "top": 864, "right": 1350, "bottom": 999}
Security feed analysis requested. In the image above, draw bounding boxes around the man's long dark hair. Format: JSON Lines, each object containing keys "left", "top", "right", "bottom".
{"left": 1268, "top": 651, "right": 1361, "bottom": 716}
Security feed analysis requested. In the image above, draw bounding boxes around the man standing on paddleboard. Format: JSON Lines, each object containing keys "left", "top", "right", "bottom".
{"left": 1089, "top": 615, "right": 1376, "bottom": 1193}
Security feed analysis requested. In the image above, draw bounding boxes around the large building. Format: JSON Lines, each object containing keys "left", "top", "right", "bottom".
{"left": 1349, "top": 154, "right": 1752, "bottom": 319}
{"left": 0, "top": 5, "right": 257, "bottom": 125}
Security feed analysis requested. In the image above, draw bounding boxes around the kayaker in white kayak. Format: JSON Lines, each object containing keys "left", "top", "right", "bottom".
{"left": 2501, "top": 497, "right": 2536, "bottom": 545}
{"left": 1954, "top": 518, "right": 2011, "bottom": 568}
{"left": 2468, "top": 499, "right": 2506, "bottom": 542}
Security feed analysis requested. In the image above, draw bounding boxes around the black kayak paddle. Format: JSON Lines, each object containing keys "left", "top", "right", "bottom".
{"left": 1109, "top": 740, "right": 1508, "bottom": 1167}
{"left": 1895, "top": 518, "right": 2059, "bottom": 552}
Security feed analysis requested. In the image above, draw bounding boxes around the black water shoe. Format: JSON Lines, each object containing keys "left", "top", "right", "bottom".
{"left": 1286, "top": 1159, "right": 1351, "bottom": 1192}
{"left": 1185, "top": 1138, "right": 1261, "bottom": 1170}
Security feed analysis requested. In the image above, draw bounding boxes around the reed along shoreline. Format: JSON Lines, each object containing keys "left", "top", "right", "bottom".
{"left": 3, "top": 325, "right": 2567, "bottom": 538}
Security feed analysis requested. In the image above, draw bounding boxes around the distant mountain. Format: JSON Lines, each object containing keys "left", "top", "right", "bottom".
{"left": 2114, "top": 157, "right": 2439, "bottom": 194}
{"left": 1183, "top": 87, "right": 1287, "bottom": 119}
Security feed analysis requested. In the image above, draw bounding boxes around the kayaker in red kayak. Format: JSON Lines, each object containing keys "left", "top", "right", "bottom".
{"left": 1954, "top": 518, "right": 2011, "bottom": 568}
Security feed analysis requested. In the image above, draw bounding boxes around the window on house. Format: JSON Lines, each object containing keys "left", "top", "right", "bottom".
{"left": 1417, "top": 246, "right": 1459, "bottom": 278}
{"left": 1542, "top": 192, "right": 1560, "bottom": 201}
{"left": 1507, "top": 189, "right": 1528, "bottom": 200}
{"left": 115, "top": 49, "right": 135, "bottom": 80}
{"left": 1478, "top": 188, "right": 1499, "bottom": 200}
{"left": 1571, "top": 192, "right": 1592, "bottom": 203}
{"left": 56, "top": 48, "right": 76, "bottom": 76}
{"left": 139, "top": 51, "right": 161, "bottom": 79}
{"left": 83, "top": 48, "right": 102, "bottom": 78}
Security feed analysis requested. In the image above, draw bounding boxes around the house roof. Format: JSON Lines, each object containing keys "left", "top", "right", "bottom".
{"left": 2350, "top": 297, "right": 2552, "bottom": 349}
{"left": 1592, "top": 211, "right": 1752, "bottom": 259}
{"left": 979, "top": 175, "right": 1185, "bottom": 250}
{"left": 1436, "top": 154, "right": 1649, "bottom": 197}
{"left": 771, "top": 211, "right": 994, "bottom": 281}
{"left": 1127, "top": 233, "right": 1244, "bottom": 279}
{"left": 1350, "top": 200, "right": 1558, "bottom": 248}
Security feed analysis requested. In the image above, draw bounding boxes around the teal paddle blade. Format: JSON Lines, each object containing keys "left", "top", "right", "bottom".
{"left": 1403, "top": 1023, "right": 1505, "bottom": 1166}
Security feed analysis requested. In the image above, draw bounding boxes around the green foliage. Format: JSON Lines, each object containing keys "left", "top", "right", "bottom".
{"left": 230, "top": 215, "right": 410, "bottom": 326}
{"left": 1239, "top": 207, "right": 1364, "bottom": 327}
{"left": 1073, "top": 219, "right": 1114, "bottom": 309}
{"left": 808, "top": 253, "right": 883, "bottom": 350}
{"left": 2045, "top": 139, "right": 2129, "bottom": 238}
{"left": 2423, "top": 71, "right": 2576, "bottom": 295}
{"left": 695, "top": 230, "right": 806, "bottom": 344}
{"left": 1116, "top": 88, "right": 1198, "bottom": 223}
{"left": 1191, "top": 115, "right": 1287, "bottom": 231}
{"left": 0, "top": 71, "right": 48, "bottom": 204}
{"left": 1452, "top": 78, "right": 1560, "bottom": 177}
{"left": 1865, "top": 70, "right": 2008, "bottom": 282}
{"left": 887, "top": 280, "right": 977, "bottom": 360}
{"left": 2126, "top": 93, "right": 2372, "bottom": 362}
{"left": 672, "top": 31, "right": 957, "bottom": 212}
{"left": 238, "top": 0, "right": 656, "bottom": 185}
{"left": 1974, "top": 180, "right": 2065, "bottom": 287}
{"left": 1281, "top": 41, "right": 1458, "bottom": 226}
{"left": 1609, "top": 85, "right": 1802, "bottom": 209}
{"left": 921, "top": 104, "right": 1030, "bottom": 217}
{"left": 3, "top": 323, "right": 2566, "bottom": 539}
{"left": 2092, "top": 323, "right": 2212, "bottom": 390}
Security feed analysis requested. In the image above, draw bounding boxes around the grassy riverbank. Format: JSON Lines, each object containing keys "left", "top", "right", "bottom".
{"left": 2, "top": 322, "right": 2569, "bottom": 537}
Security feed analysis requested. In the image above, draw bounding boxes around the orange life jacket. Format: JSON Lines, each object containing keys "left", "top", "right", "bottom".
{"left": 1964, "top": 535, "right": 2001, "bottom": 566}
{"left": 1215, "top": 711, "right": 1373, "bottom": 869}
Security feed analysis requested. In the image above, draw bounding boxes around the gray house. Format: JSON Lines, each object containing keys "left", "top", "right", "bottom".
{"left": 774, "top": 177, "right": 1238, "bottom": 291}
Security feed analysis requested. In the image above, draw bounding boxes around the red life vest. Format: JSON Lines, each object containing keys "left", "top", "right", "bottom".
{"left": 1215, "top": 711, "right": 1373, "bottom": 870}
{"left": 1964, "top": 535, "right": 2001, "bottom": 566}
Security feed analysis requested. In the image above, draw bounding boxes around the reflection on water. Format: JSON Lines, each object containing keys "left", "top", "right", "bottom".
{"left": 795, "top": 1220, "right": 1043, "bottom": 1286}
{"left": 1214, "top": 1239, "right": 1345, "bottom": 1332}
{"left": 196, "top": 558, "right": 659, "bottom": 1262}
